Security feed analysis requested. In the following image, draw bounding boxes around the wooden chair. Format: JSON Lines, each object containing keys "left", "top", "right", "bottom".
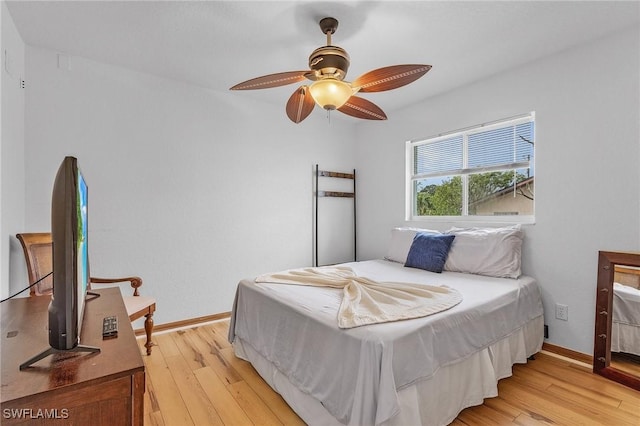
{"left": 16, "top": 233, "right": 156, "bottom": 355}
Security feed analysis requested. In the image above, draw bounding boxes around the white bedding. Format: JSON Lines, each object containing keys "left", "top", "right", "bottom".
{"left": 612, "top": 282, "right": 640, "bottom": 355}
{"left": 228, "top": 259, "right": 544, "bottom": 426}
{"left": 613, "top": 282, "right": 640, "bottom": 326}
{"left": 234, "top": 317, "right": 543, "bottom": 426}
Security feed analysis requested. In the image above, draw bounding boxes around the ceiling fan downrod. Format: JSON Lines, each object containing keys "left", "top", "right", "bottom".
{"left": 319, "top": 17, "right": 339, "bottom": 46}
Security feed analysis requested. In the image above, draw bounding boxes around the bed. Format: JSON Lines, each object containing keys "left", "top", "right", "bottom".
{"left": 228, "top": 226, "right": 544, "bottom": 426}
{"left": 612, "top": 282, "right": 640, "bottom": 356}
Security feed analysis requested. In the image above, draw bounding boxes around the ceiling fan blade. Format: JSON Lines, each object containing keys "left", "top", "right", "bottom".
{"left": 338, "top": 96, "right": 387, "bottom": 121}
{"left": 230, "top": 71, "right": 310, "bottom": 90}
{"left": 352, "top": 65, "right": 432, "bottom": 93}
{"left": 286, "top": 86, "right": 316, "bottom": 123}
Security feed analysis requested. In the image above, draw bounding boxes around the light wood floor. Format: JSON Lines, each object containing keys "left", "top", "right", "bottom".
{"left": 611, "top": 352, "right": 640, "bottom": 377}
{"left": 139, "top": 320, "right": 640, "bottom": 426}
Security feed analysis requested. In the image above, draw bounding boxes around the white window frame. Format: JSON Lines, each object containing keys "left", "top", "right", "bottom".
{"left": 406, "top": 112, "right": 535, "bottom": 224}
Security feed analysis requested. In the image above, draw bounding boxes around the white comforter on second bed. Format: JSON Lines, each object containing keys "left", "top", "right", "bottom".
{"left": 229, "top": 259, "right": 543, "bottom": 426}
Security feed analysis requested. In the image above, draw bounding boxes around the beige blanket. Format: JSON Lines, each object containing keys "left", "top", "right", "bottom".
{"left": 255, "top": 266, "right": 463, "bottom": 328}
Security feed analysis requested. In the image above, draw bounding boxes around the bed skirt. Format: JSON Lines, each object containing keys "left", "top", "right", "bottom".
{"left": 611, "top": 321, "right": 640, "bottom": 356}
{"left": 233, "top": 314, "right": 544, "bottom": 426}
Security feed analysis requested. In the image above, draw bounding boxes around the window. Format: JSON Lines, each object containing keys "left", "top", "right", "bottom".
{"left": 406, "top": 113, "right": 535, "bottom": 222}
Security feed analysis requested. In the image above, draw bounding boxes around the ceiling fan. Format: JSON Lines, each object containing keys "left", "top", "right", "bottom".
{"left": 230, "top": 17, "right": 432, "bottom": 124}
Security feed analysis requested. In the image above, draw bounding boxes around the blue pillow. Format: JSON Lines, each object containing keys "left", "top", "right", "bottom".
{"left": 404, "top": 233, "right": 456, "bottom": 273}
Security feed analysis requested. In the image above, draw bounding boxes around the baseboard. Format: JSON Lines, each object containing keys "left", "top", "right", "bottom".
{"left": 542, "top": 342, "right": 593, "bottom": 365}
{"left": 134, "top": 312, "right": 231, "bottom": 336}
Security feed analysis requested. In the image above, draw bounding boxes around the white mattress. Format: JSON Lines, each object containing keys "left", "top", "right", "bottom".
{"left": 228, "top": 259, "right": 544, "bottom": 425}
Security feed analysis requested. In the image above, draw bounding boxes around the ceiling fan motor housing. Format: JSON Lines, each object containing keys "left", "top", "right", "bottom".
{"left": 308, "top": 46, "right": 350, "bottom": 80}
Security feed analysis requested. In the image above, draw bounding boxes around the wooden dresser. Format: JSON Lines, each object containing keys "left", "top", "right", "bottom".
{"left": 1, "top": 287, "right": 144, "bottom": 425}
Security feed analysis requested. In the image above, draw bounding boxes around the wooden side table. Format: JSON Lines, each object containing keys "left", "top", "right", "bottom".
{"left": 1, "top": 287, "right": 145, "bottom": 425}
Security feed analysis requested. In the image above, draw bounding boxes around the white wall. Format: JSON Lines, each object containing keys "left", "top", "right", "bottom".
{"left": 355, "top": 27, "right": 640, "bottom": 355}
{"left": 8, "top": 7, "right": 639, "bottom": 356}
{"left": 0, "top": 1, "right": 26, "bottom": 299}
{"left": 21, "top": 46, "right": 357, "bottom": 325}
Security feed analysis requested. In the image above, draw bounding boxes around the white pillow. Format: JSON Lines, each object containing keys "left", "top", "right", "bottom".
{"left": 444, "top": 225, "right": 524, "bottom": 278}
{"left": 385, "top": 227, "right": 440, "bottom": 263}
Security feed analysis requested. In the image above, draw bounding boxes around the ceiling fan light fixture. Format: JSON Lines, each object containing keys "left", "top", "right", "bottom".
{"left": 309, "top": 79, "right": 353, "bottom": 110}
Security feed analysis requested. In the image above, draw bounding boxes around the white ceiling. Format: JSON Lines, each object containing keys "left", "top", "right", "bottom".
{"left": 6, "top": 1, "right": 640, "bottom": 114}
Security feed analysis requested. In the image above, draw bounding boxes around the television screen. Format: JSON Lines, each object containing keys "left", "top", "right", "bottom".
{"left": 76, "top": 168, "right": 89, "bottom": 337}
{"left": 47, "top": 156, "right": 84, "bottom": 350}
{"left": 19, "top": 156, "right": 99, "bottom": 369}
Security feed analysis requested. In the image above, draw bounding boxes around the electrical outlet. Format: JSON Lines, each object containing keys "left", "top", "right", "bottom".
{"left": 555, "top": 304, "right": 569, "bottom": 321}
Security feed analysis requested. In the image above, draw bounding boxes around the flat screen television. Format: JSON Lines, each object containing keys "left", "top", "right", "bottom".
{"left": 20, "top": 156, "right": 100, "bottom": 369}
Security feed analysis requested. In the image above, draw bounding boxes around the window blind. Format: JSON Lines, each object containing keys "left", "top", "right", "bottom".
{"left": 412, "top": 116, "right": 534, "bottom": 179}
